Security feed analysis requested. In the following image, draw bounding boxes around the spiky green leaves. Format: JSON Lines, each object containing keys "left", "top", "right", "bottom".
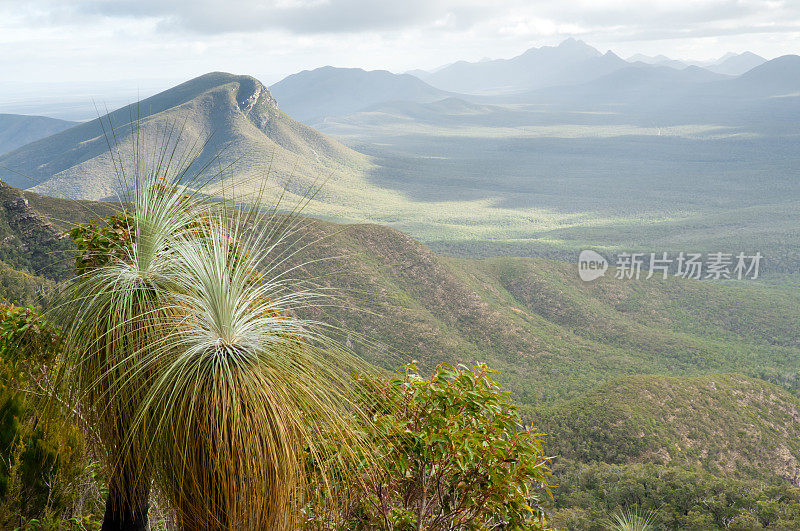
{"left": 63, "top": 171, "right": 376, "bottom": 529}
{"left": 62, "top": 174, "right": 207, "bottom": 517}
{"left": 135, "top": 215, "right": 374, "bottom": 529}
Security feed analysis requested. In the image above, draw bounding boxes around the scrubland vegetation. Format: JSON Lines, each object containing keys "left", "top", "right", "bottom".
{"left": 0, "top": 154, "right": 552, "bottom": 529}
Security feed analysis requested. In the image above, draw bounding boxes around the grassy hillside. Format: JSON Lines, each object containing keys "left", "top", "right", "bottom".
{"left": 0, "top": 114, "right": 76, "bottom": 156}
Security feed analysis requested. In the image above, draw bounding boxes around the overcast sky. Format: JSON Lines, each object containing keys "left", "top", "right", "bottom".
{"left": 1, "top": 0, "right": 799, "bottom": 99}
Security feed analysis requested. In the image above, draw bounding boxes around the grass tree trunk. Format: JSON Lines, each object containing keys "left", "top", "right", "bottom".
{"left": 100, "top": 472, "right": 150, "bottom": 531}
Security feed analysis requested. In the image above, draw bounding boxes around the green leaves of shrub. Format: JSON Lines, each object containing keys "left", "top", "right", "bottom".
{"left": 314, "top": 362, "right": 553, "bottom": 529}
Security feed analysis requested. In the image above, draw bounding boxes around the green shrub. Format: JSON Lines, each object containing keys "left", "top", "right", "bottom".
{"left": 0, "top": 304, "right": 100, "bottom": 528}
{"left": 308, "top": 363, "right": 552, "bottom": 529}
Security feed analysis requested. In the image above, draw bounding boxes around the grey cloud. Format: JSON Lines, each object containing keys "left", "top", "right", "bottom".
{"left": 65, "top": 0, "right": 488, "bottom": 34}
{"left": 614, "top": 22, "right": 800, "bottom": 43}
{"left": 539, "top": 0, "right": 763, "bottom": 27}
{"left": 5, "top": 0, "right": 800, "bottom": 42}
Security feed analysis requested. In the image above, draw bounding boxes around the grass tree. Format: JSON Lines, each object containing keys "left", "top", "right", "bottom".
{"left": 62, "top": 171, "right": 204, "bottom": 530}
{"left": 60, "top": 128, "right": 375, "bottom": 529}
{"left": 134, "top": 206, "right": 372, "bottom": 529}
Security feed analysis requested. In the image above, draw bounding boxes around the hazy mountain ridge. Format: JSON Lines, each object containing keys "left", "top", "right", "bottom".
{"left": 707, "top": 50, "right": 768, "bottom": 75}
{"left": 414, "top": 38, "right": 628, "bottom": 94}
{"left": 405, "top": 41, "right": 769, "bottom": 97}
{"left": 626, "top": 51, "right": 767, "bottom": 75}
{"left": 0, "top": 114, "right": 77, "bottom": 157}
{"left": 273, "top": 41, "right": 777, "bottom": 127}
{"left": 269, "top": 66, "right": 449, "bottom": 123}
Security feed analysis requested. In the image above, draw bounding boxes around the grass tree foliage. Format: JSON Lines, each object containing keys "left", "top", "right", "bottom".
{"left": 56, "top": 124, "right": 377, "bottom": 530}
{"left": 135, "top": 209, "right": 379, "bottom": 529}
{"left": 64, "top": 174, "right": 202, "bottom": 530}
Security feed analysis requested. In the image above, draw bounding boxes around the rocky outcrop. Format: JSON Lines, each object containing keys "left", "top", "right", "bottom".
{"left": 236, "top": 78, "right": 279, "bottom": 133}
{"left": 3, "top": 196, "right": 55, "bottom": 241}
{"left": 238, "top": 84, "right": 262, "bottom": 116}
{"left": 237, "top": 79, "right": 278, "bottom": 117}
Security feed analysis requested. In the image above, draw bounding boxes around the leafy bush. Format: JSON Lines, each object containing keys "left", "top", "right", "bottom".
{"left": 68, "top": 213, "right": 134, "bottom": 275}
{"left": 309, "top": 363, "right": 552, "bottom": 529}
{"left": 0, "top": 304, "right": 101, "bottom": 529}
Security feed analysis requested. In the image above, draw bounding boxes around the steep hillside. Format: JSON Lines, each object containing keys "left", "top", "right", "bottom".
{"left": 269, "top": 66, "right": 449, "bottom": 123}
{"left": 0, "top": 72, "right": 370, "bottom": 202}
{"left": 0, "top": 114, "right": 76, "bottom": 156}
{"left": 2, "top": 182, "right": 798, "bottom": 409}
{"left": 725, "top": 54, "right": 800, "bottom": 97}
{"left": 0, "top": 180, "right": 114, "bottom": 280}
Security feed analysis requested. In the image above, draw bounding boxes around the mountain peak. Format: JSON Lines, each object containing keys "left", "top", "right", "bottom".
{"left": 558, "top": 37, "right": 584, "bottom": 47}
{"left": 156, "top": 71, "right": 277, "bottom": 114}
{"left": 0, "top": 72, "right": 359, "bottom": 199}
{"left": 748, "top": 54, "right": 800, "bottom": 72}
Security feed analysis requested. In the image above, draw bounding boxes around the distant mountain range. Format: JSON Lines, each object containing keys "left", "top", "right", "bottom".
{"left": 260, "top": 40, "right": 777, "bottom": 125}
{"left": 514, "top": 63, "right": 732, "bottom": 105}
{"left": 407, "top": 40, "right": 768, "bottom": 95}
{"left": 298, "top": 51, "right": 800, "bottom": 130}
{"left": 0, "top": 114, "right": 76, "bottom": 156}
{"left": 412, "top": 38, "right": 628, "bottom": 95}
{"left": 269, "top": 66, "right": 449, "bottom": 123}
{"left": 708, "top": 51, "right": 767, "bottom": 75}
{"left": 626, "top": 51, "right": 766, "bottom": 75}
{"left": 725, "top": 54, "right": 800, "bottom": 96}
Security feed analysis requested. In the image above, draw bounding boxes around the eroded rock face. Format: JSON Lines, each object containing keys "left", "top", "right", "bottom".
{"left": 236, "top": 78, "right": 279, "bottom": 133}
{"left": 237, "top": 79, "right": 278, "bottom": 116}
{"left": 4, "top": 196, "right": 54, "bottom": 241}
{"left": 238, "top": 84, "right": 262, "bottom": 116}
{"left": 0, "top": 186, "right": 71, "bottom": 278}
